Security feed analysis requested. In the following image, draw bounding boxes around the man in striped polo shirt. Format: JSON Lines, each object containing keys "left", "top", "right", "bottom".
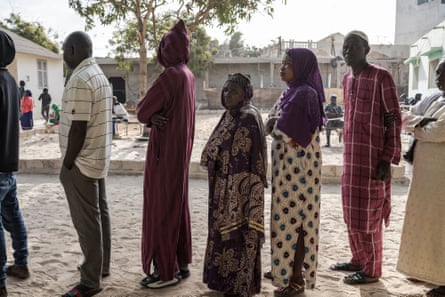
{"left": 59, "top": 31, "right": 112, "bottom": 297}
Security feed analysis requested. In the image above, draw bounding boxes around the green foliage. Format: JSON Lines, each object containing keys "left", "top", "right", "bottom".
{"left": 68, "top": 0, "right": 285, "bottom": 95}
{"left": 0, "top": 13, "right": 60, "bottom": 54}
{"left": 188, "top": 27, "right": 218, "bottom": 77}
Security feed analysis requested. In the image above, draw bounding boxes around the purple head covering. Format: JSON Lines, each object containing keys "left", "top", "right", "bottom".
{"left": 277, "top": 48, "right": 326, "bottom": 147}
{"left": 157, "top": 19, "right": 190, "bottom": 67}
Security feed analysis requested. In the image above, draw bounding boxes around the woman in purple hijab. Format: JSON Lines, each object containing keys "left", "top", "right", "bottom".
{"left": 264, "top": 48, "right": 325, "bottom": 296}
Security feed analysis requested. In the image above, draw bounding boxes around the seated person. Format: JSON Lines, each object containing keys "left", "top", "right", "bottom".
{"left": 324, "top": 94, "right": 344, "bottom": 147}
{"left": 112, "top": 96, "right": 129, "bottom": 137}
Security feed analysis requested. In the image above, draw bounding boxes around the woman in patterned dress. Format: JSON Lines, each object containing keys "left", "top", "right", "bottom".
{"left": 265, "top": 48, "right": 325, "bottom": 297}
{"left": 201, "top": 73, "right": 268, "bottom": 297}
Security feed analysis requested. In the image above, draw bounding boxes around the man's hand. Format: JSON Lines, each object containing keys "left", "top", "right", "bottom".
{"left": 376, "top": 160, "right": 391, "bottom": 181}
{"left": 383, "top": 112, "right": 397, "bottom": 127}
{"left": 150, "top": 113, "right": 168, "bottom": 127}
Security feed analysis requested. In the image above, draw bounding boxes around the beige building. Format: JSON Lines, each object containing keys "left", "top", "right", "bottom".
{"left": 98, "top": 33, "right": 409, "bottom": 110}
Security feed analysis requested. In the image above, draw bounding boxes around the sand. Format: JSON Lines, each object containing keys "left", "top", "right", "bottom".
{"left": 7, "top": 111, "right": 430, "bottom": 297}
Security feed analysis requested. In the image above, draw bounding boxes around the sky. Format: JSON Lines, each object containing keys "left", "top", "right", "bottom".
{"left": 0, "top": 0, "right": 397, "bottom": 57}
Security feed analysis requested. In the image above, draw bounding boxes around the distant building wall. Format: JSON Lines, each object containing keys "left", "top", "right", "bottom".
{"left": 395, "top": 0, "right": 445, "bottom": 45}
{"left": 405, "top": 20, "right": 445, "bottom": 97}
{"left": 97, "top": 35, "right": 409, "bottom": 110}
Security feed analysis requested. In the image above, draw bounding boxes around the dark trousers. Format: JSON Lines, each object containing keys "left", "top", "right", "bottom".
{"left": 41, "top": 104, "right": 50, "bottom": 121}
{"left": 60, "top": 165, "right": 111, "bottom": 289}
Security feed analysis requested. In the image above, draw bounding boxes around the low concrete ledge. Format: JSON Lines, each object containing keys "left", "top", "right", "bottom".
{"left": 19, "top": 159, "right": 409, "bottom": 185}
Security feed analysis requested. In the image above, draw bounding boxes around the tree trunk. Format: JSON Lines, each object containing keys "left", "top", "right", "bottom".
{"left": 138, "top": 29, "right": 150, "bottom": 139}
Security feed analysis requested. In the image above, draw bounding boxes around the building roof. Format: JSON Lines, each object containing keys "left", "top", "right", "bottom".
{"left": 0, "top": 26, "right": 61, "bottom": 60}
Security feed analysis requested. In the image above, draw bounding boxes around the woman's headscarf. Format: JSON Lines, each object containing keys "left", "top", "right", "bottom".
{"left": 202, "top": 73, "right": 268, "bottom": 186}
{"left": 220, "top": 73, "right": 253, "bottom": 112}
{"left": 157, "top": 19, "right": 190, "bottom": 67}
{"left": 0, "top": 30, "right": 15, "bottom": 67}
{"left": 277, "top": 48, "right": 326, "bottom": 146}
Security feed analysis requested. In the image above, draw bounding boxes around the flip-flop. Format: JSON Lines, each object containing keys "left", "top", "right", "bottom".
{"left": 146, "top": 275, "right": 181, "bottom": 289}
{"left": 329, "top": 262, "right": 362, "bottom": 272}
{"left": 140, "top": 273, "right": 160, "bottom": 287}
{"left": 62, "top": 284, "right": 103, "bottom": 297}
{"left": 343, "top": 271, "right": 379, "bottom": 285}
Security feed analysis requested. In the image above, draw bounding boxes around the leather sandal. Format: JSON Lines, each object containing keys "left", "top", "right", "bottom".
{"left": 343, "top": 271, "right": 379, "bottom": 285}
{"left": 274, "top": 281, "right": 305, "bottom": 297}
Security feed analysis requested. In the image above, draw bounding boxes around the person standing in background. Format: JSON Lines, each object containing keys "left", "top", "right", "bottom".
{"left": 59, "top": 31, "right": 112, "bottom": 297}
{"left": 330, "top": 30, "right": 401, "bottom": 285}
{"left": 0, "top": 30, "right": 30, "bottom": 297}
{"left": 38, "top": 88, "right": 52, "bottom": 122}
{"left": 17, "top": 80, "right": 25, "bottom": 115}
{"left": 323, "top": 94, "right": 344, "bottom": 147}
{"left": 20, "top": 89, "right": 33, "bottom": 130}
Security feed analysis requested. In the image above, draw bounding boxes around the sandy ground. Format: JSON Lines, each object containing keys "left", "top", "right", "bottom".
{"left": 7, "top": 111, "right": 429, "bottom": 297}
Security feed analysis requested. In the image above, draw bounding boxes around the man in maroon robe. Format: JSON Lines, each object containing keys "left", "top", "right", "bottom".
{"left": 136, "top": 19, "right": 195, "bottom": 289}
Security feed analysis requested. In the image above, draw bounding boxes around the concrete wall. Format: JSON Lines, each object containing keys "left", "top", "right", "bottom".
{"left": 395, "top": 0, "right": 445, "bottom": 45}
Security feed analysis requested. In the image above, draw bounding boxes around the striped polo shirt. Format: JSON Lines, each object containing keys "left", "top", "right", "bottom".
{"left": 59, "top": 57, "right": 112, "bottom": 179}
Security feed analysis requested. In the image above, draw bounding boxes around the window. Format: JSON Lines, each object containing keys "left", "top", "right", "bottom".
{"left": 428, "top": 59, "right": 439, "bottom": 88}
{"left": 37, "top": 59, "right": 48, "bottom": 89}
{"left": 412, "top": 65, "right": 419, "bottom": 90}
{"left": 442, "top": 0, "right": 445, "bottom": 4}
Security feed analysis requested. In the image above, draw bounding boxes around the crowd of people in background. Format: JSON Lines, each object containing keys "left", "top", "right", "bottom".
{"left": 1, "top": 19, "right": 445, "bottom": 297}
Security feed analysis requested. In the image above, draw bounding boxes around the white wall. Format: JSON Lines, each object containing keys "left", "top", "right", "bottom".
{"left": 15, "top": 53, "right": 64, "bottom": 120}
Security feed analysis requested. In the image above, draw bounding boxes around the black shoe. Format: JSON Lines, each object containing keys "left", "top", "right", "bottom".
{"left": 6, "top": 265, "right": 30, "bottom": 279}
{"left": 0, "top": 286, "right": 7, "bottom": 297}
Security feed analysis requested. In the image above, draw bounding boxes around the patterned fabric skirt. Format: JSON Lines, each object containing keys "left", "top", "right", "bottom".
{"left": 270, "top": 131, "right": 322, "bottom": 289}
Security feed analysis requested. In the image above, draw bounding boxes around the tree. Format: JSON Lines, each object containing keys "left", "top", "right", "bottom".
{"left": 229, "top": 31, "right": 244, "bottom": 57}
{"left": 0, "top": 13, "right": 60, "bottom": 53}
{"left": 188, "top": 26, "right": 219, "bottom": 78}
{"left": 68, "top": 0, "right": 284, "bottom": 99}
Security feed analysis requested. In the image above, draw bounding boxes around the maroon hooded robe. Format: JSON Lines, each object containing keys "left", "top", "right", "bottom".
{"left": 136, "top": 19, "right": 195, "bottom": 281}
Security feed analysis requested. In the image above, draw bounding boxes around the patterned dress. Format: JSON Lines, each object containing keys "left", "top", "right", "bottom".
{"left": 268, "top": 102, "right": 322, "bottom": 289}
{"left": 201, "top": 104, "right": 267, "bottom": 297}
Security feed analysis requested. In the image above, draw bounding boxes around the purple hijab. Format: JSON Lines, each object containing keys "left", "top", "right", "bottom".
{"left": 277, "top": 48, "right": 326, "bottom": 147}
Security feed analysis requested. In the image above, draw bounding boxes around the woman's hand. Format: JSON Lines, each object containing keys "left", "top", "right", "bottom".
{"left": 265, "top": 116, "right": 278, "bottom": 135}
{"left": 150, "top": 113, "right": 168, "bottom": 127}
